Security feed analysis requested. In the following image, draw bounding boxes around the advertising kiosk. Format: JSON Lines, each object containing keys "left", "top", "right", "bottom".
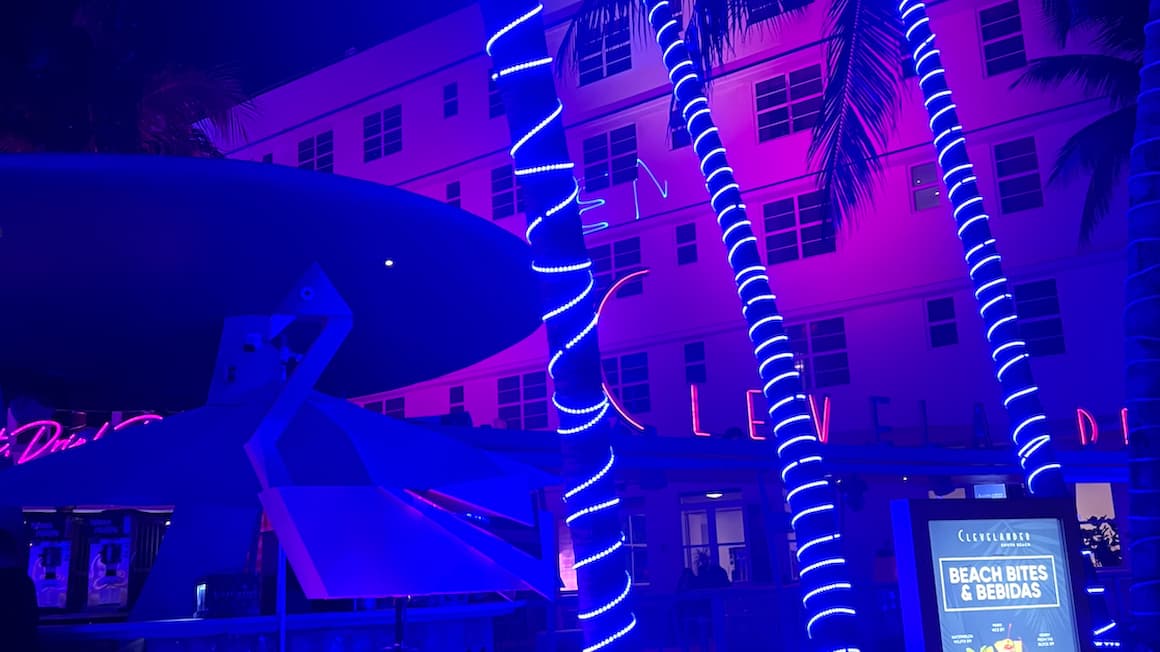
{"left": 892, "top": 499, "right": 1093, "bottom": 652}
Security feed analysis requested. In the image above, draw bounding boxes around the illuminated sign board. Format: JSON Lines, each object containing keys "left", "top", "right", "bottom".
{"left": 892, "top": 500, "right": 1093, "bottom": 652}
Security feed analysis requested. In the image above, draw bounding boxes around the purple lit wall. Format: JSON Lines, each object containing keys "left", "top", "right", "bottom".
{"left": 219, "top": 0, "right": 1126, "bottom": 456}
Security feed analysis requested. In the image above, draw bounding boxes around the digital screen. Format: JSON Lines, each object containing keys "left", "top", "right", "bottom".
{"left": 928, "top": 518, "right": 1080, "bottom": 652}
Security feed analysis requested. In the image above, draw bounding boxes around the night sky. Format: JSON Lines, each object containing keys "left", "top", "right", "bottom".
{"left": 171, "top": 0, "right": 476, "bottom": 94}
{"left": 1, "top": 0, "right": 475, "bottom": 97}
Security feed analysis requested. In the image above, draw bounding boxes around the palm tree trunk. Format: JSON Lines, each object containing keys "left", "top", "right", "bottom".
{"left": 898, "top": 1, "right": 1125, "bottom": 645}
{"left": 479, "top": 2, "right": 636, "bottom": 651}
{"left": 640, "top": 2, "right": 860, "bottom": 649}
{"left": 1126, "top": 2, "right": 1160, "bottom": 648}
{"left": 896, "top": 0, "right": 1066, "bottom": 496}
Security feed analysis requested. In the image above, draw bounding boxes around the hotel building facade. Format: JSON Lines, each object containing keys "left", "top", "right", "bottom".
{"left": 214, "top": 0, "right": 1129, "bottom": 646}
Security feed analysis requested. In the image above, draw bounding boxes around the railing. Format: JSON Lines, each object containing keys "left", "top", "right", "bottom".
{"left": 39, "top": 600, "right": 522, "bottom": 652}
{"left": 538, "top": 584, "right": 905, "bottom": 652}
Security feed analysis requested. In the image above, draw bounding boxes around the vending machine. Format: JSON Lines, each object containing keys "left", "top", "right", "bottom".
{"left": 26, "top": 512, "right": 71, "bottom": 610}
{"left": 83, "top": 513, "right": 131, "bottom": 610}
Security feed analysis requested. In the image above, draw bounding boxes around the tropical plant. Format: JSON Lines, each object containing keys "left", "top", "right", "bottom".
{"left": 1079, "top": 516, "right": 1122, "bottom": 568}
{"left": 1013, "top": 0, "right": 1144, "bottom": 241}
{"left": 479, "top": 2, "right": 637, "bottom": 651}
{"left": 0, "top": 0, "right": 248, "bottom": 156}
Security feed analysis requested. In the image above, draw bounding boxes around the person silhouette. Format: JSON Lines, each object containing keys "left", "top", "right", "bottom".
{"left": 0, "top": 528, "right": 38, "bottom": 652}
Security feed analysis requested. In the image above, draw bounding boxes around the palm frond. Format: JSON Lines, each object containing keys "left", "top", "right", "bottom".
{"left": 138, "top": 66, "right": 253, "bottom": 153}
{"left": 1039, "top": 0, "right": 1076, "bottom": 46}
{"left": 1046, "top": 106, "right": 1135, "bottom": 241}
{"left": 559, "top": 0, "right": 808, "bottom": 82}
{"left": 1013, "top": 54, "right": 1140, "bottom": 109}
{"left": 557, "top": 0, "right": 644, "bottom": 75}
{"left": 807, "top": 0, "right": 902, "bottom": 226}
{"left": 1069, "top": 0, "right": 1145, "bottom": 55}
{"left": 684, "top": 0, "right": 809, "bottom": 78}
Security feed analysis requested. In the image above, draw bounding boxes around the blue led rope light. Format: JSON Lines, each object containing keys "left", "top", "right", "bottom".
{"left": 640, "top": 2, "right": 859, "bottom": 649}
{"left": 480, "top": 2, "right": 635, "bottom": 650}
{"left": 898, "top": 1, "right": 1117, "bottom": 644}
{"left": 898, "top": 0, "right": 1064, "bottom": 498}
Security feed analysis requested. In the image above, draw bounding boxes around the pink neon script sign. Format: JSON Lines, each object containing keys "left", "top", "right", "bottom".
{"left": 0, "top": 414, "right": 163, "bottom": 465}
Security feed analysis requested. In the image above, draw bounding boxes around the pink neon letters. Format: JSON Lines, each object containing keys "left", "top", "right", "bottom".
{"left": 0, "top": 415, "right": 163, "bottom": 465}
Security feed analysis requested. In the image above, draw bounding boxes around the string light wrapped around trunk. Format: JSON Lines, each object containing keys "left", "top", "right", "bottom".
{"left": 640, "top": 1, "right": 861, "bottom": 650}
{"left": 479, "top": 2, "right": 635, "bottom": 650}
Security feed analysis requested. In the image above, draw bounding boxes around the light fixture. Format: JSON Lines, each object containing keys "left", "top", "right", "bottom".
{"left": 383, "top": 259, "right": 395, "bottom": 267}
{"left": 705, "top": 491, "right": 724, "bottom": 499}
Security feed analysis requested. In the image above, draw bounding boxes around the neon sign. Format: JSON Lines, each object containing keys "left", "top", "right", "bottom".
{"left": 685, "top": 387, "right": 1128, "bottom": 448}
{"left": 688, "top": 383, "right": 831, "bottom": 442}
{"left": 1077, "top": 407, "right": 1130, "bottom": 447}
{"left": 0, "top": 414, "right": 163, "bottom": 465}
{"left": 579, "top": 157, "right": 670, "bottom": 235}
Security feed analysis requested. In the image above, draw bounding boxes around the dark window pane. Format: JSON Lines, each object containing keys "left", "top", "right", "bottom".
{"left": 927, "top": 297, "right": 955, "bottom": 323}
{"left": 930, "top": 322, "right": 959, "bottom": 348}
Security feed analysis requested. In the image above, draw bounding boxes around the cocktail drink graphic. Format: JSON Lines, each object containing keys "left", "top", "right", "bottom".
{"left": 995, "top": 624, "right": 1023, "bottom": 652}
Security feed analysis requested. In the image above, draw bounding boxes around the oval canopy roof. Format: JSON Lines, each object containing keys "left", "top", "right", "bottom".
{"left": 0, "top": 155, "right": 541, "bottom": 410}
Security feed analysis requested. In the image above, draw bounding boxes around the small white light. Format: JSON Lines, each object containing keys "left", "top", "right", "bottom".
{"left": 384, "top": 259, "right": 395, "bottom": 268}
{"left": 902, "top": 476, "right": 909, "bottom": 482}
{"left": 164, "top": 520, "right": 171, "bottom": 527}
{"left": 705, "top": 491, "right": 724, "bottom": 499}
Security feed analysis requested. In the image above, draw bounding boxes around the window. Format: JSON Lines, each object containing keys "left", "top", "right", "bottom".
{"left": 1013, "top": 279, "right": 1065, "bottom": 356}
{"left": 755, "top": 64, "right": 822, "bottom": 142}
{"left": 446, "top": 181, "right": 462, "bottom": 208}
{"left": 603, "top": 352, "right": 650, "bottom": 414}
{"left": 491, "top": 165, "right": 524, "bottom": 219}
{"left": 261, "top": 153, "right": 273, "bottom": 163}
{"left": 684, "top": 341, "right": 707, "bottom": 384}
{"left": 363, "top": 105, "right": 403, "bottom": 163}
{"left": 746, "top": 0, "right": 812, "bottom": 25}
{"left": 297, "top": 130, "right": 334, "bottom": 173}
{"left": 384, "top": 397, "right": 405, "bottom": 419}
{"left": 786, "top": 317, "right": 850, "bottom": 388}
{"left": 497, "top": 372, "right": 548, "bottom": 429}
{"left": 994, "top": 137, "right": 1043, "bottom": 213}
{"left": 676, "top": 223, "right": 698, "bottom": 265}
{"left": 488, "top": 78, "right": 504, "bottom": 118}
{"left": 625, "top": 512, "right": 649, "bottom": 584}
{"left": 910, "top": 162, "right": 942, "bottom": 211}
{"left": 670, "top": 106, "right": 691, "bottom": 149}
{"left": 591, "top": 237, "right": 643, "bottom": 297}
{"left": 583, "top": 125, "right": 638, "bottom": 191}
{"left": 680, "top": 492, "right": 750, "bottom": 583}
{"left": 449, "top": 385, "right": 465, "bottom": 414}
{"left": 763, "top": 191, "right": 835, "bottom": 264}
{"left": 578, "top": 17, "right": 632, "bottom": 85}
{"left": 979, "top": 1, "right": 1027, "bottom": 76}
{"left": 926, "top": 297, "right": 959, "bottom": 348}
{"left": 443, "top": 83, "right": 459, "bottom": 118}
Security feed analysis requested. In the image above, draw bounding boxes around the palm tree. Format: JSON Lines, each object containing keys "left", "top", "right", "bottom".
{"left": 640, "top": 2, "right": 862, "bottom": 649}
{"left": 1013, "top": 0, "right": 1143, "bottom": 242}
{"left": 0, "top": 0, "right": 247, "bottom": 156}
{"left": 566, "top": 0, "right": 1071, "bottom": 481}
{"left": 478, "top": 2, "right": 637, "bottom": 651}
{"left": 1122, "top": 0, "right": 1160, "bottom": 647}
{"left": 895, "top": 3, "right": 1069, "bottom": 496}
